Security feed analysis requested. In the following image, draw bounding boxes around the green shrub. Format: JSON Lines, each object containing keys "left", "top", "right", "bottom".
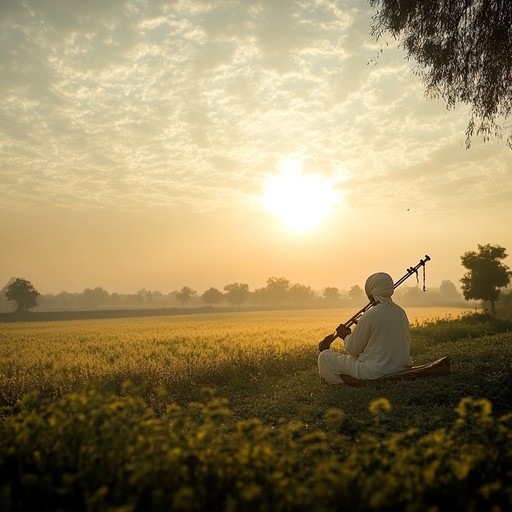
{"left": 411, "top": 311, "right": 512, "bottom": 343}
{"left": 1, "top": 388, "right": 511, "bottom": 511}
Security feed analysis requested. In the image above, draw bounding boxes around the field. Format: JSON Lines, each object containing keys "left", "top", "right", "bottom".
{"left": 1, "top": 307, "right": 512, "bottom": 511}
{"left": 0, "top": 307, "right": 477, "bottom": 418}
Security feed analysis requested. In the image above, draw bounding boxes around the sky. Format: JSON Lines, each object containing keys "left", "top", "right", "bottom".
{"left": 1, "top": 0, "right": 511, "bottom": 296}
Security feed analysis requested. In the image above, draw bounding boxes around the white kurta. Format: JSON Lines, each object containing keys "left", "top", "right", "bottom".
{"left": 318, "top": 302, "right": 412, "bottom": 383}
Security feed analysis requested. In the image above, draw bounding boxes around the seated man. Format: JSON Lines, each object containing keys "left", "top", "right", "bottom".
{"left": 318, "top": 272, "right": 412, "bottom": 384}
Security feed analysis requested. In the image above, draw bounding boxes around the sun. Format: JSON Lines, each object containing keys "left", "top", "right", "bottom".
{"left": 262, "top": 160, "right": 340, "bottom": 232}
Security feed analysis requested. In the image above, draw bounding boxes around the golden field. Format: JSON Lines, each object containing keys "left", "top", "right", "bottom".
{"left": 0, "top": 307, "right": 474, "bottom": 408}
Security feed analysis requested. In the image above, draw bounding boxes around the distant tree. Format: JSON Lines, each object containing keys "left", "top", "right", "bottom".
{"left": 5, "top": 278, "right": 40, "bottom": 313}
{"left": 110, "top": 292, "right": 123, "bottom": 308}
{"left": 323, "top": 287, "right": 340, "bottom": 302}
{"left": 265, "top": 277, "right": 290, "bottom": 306}
{"left": 223, "top": 283, "right": 250, "bottom": 307}
{"left": 52, "top": 291, "right": 81, "bottom": 309}
{"left": 174, "top": 286, "right": 196, "bottom": 308}
{"left": 81, "top": 287, "right": 109, "bottom": 309}
{"left": 252, "top": 287, "right": 269, "bottom": 305}
{"left": 369, "top": 0, "right": 512, "bottom": 148}
{"left": 460, "top": 244, "right": 512, "bottom": 314}
{"left": 126, "top": 292, "right": 145, "bottom": 307}
{"left": 496, "top": 287, "right": 512, "bottom": 317}
{"left": 439, "top": 280, "right": 463, "bottom": 303}
{"left": 400, "top": 285, "right": 426, "bottom": 306}
{"left": 136, "top": 289, "right": 151, "bottom": 305}
{"left": 348, "top": 285, "right": 365, "bottom": 303}
{"left": 289, "top": 283, "right": 315, "bottom": 305}
{"left": 202, "top": 287, "right": 224, "bottom": 306}
{"left": 130, "top": 289, "right": 163, "bottom": 307}
{"left": 149, "top": 290, "right": 164, "bottom": 306}
{"left": 0, "top": 278, "right": 16, "bottom": 311}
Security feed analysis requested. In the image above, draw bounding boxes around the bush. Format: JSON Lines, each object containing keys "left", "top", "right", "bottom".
{"left": 1, "top": 388, "right": 511, "bottom": 511}
{"left": 411, "top": 312, "right": 512, "bottom": 343}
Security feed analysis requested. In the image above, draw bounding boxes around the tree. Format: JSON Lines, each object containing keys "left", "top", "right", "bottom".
{"left": 5, "top": 278, "right": 40, "bottom": 313}
{"left": 323, "top": 286, "right": 341, "bottom": 306}
{"left": 496, "top": 287, "right": 512, "bottom": 317}
{"left": 369, "top": 0, "right": 512, "bottom": 148}
{"left": 460, "top": 244, "right": 512, "bottom": 314}
{"left": 174, "top": 286, "right": 196, "bottom": 308}
{"left": 439, "top": 280, "right": 463, "bottom": 304}
{"left": 223, "top": 283, "right": 250, "bottom": 307}
{"left": 202, "top": 287, "right": 224, "bottom": 306}
{"left": 323, "top": 286, "right": 340, "bottom": 302}
{"left": 348, "top": 285, "right": 365, "bottom": 303}
{"left": 81, "top": 287, "right": 109, "bottom": 309}
{"left": 400, "top": 285, "right": 426, "bottom": 306}
{"left": 265, "top": 277, "right": 291, "bottom": 306}
{"left": 288, "top": 283, "right": 316, "bottom": 306}
{"left": 252, "top": 287, "right": 269, "bottom": 305}
{"left": 0, "top": 278, "right": 16, "bottom": 311}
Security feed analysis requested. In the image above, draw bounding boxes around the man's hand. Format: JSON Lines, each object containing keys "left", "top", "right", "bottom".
{"left": 318, "top": 333, "right": 336, "bottom": 352}
{"left": 335, "top": 324, "right": 351, "bottom": 339}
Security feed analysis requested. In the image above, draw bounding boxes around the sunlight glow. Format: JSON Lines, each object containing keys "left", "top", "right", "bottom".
{"left": 262, "top": 160, "right": 340, "bottom": 232}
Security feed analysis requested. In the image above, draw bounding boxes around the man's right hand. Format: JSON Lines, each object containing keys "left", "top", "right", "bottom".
{"left": 335, "top": 324, "right": 351, "bottom": 339}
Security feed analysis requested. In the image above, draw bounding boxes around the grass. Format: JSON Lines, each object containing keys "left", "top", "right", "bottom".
{"left": 1, "top": 308, "right": 512, "bottom": 511}
{"left": 1, "top": 308, "right": 510, "bottom": 431}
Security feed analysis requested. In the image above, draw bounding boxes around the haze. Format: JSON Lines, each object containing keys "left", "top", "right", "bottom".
{"left": 1, "top": 1, "right": 511, "bottom": 296}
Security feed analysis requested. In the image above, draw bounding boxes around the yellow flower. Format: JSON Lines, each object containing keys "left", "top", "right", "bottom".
{"left": 369, "top": 397, "right": 392, "bottom": 415}
{"left": 324, "top": 408, "right": 345, "bottom": 429}
{"left": 241, "top": 483, "right": 262, "bottom": 501}
{"left": 452, "top": 459, "right": 471, "bottom": 480}
{"left": 455, "top": 397, "right": 492, "bottom": 421}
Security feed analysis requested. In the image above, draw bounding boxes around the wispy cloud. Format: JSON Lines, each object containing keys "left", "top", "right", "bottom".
{"left": 0, "top": 0, "right": 510, "bottom": 221}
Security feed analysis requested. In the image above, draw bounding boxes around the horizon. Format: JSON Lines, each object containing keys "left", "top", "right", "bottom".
{"left": 1, "top": 264, "right": 465, "bottom": 296}
{"left": 0, "top": 271, "right": 476, "bottom": 302}
{"left": 1, "top": 1, "right": 511, "bottom": 296}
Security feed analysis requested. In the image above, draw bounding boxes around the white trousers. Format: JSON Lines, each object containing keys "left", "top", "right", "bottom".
{"left": 318, "top": 350, "right": 359, "bottom": 384}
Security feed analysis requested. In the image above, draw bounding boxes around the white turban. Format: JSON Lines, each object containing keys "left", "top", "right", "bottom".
{"left": 365, "top": 272, "right": 394, "bottom": 305}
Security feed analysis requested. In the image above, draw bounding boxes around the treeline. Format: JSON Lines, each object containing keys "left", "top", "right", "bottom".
{"left": 0, "top": 276, "right": 472, "bottom": 312}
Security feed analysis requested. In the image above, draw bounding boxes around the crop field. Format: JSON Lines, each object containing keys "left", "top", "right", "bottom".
{"left": 1, "top": 307, "right": 511, "bottom": 511}
{"left": 0, "top": 307, "right": 474, "bottom": 416}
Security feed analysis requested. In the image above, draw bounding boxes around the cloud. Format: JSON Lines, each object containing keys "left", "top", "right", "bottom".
{"left": 0, "top": 0, "right": 509, "bottom": 223}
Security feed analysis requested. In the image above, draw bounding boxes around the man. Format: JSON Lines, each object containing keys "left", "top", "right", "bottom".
{"left": 318, "top": 272, "right": 412, "bottom": 384}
